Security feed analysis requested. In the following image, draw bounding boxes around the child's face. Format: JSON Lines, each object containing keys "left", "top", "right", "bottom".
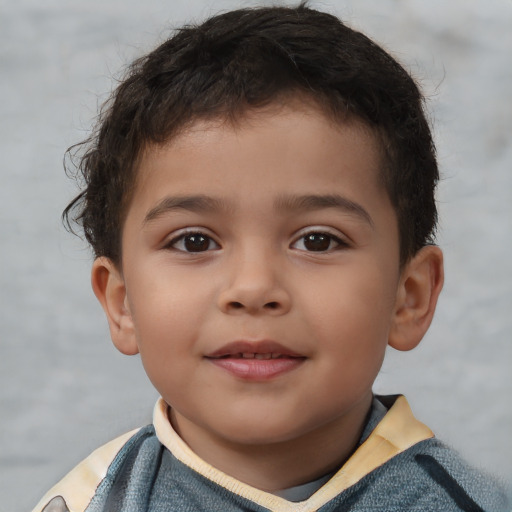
{"left": 114, "top": 105, "right": 403, "bottom": 447}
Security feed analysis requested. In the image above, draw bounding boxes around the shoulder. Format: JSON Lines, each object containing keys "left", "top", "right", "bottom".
{"left": 332, "top": 395, "right": 509, "bottom": 511}
{"left": 367, "top": 438, "right": 510, "bottom": 511}
{"left": 31, "top": 426, "right": 156, "bottom": 512}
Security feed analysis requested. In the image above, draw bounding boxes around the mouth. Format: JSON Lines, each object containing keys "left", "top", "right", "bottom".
{"left": 205, "top": 340, "right": 306, "bottom": 380}
{"left": 206, "top": 340, "right": 304, "bottom": 359}
{"left": 211, "top": 352, "right": 296, "bottom": 360}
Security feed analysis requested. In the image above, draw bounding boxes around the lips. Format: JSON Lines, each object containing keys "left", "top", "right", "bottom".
{"left": 228, "top": 353, "right": 288, "bottom": 360}
{"left": 206, "top": 340, "right": 303, "bottom": 358}
{"left": 205, "top": 340, "right": 305, "bottom": 380}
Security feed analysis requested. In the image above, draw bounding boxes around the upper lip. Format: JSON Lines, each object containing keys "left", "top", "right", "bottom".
{"left": 205, "top": 340, "right": 305, "bottom": 359}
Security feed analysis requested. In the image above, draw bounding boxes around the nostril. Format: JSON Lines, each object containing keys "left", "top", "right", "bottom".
{"left": 265, "top": 302, "right": 279, "bottom": 310}
{"left": 229, "top": 301, "right": 244, "bottom": 309}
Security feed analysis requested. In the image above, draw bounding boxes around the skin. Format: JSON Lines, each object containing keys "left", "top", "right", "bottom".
{"left": 92, "top": 103, "right": 444, "bottom": 492}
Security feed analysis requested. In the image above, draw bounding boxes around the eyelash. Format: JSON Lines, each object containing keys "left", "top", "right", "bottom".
{"left": 166, "top": 230, "right": 220, "bottom": 253}
{"left": 165, "top": 229, "right": 349, "bottom": 254}
{"left": 291, "top": 230, "right": 349, "bottom": 253}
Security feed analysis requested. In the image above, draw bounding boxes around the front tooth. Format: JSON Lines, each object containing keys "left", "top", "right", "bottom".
{"left": 271, "top": 353, "right": 282, "bottom": 359}
{"left": 242, "top": 353, "right": 255, "bottom": 359}
{"left": 255, "top": 353, "right": 272, "bottom": 360}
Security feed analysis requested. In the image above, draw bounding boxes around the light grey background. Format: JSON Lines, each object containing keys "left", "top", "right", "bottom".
{"left": 1, "top": 1, "right": 511, "bottom": 510}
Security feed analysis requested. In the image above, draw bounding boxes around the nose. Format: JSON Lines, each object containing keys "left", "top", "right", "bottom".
{"left": 217, "top": 251, "right": 292, "bottom": 316}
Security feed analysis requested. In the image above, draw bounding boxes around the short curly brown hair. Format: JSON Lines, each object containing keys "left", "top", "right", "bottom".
{"left": 63, "top": 3, "right": 439, "bottom": 267}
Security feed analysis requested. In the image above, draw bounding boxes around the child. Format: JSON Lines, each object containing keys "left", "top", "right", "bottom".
{"left": 33, "top": 4, "right": 508, "bottom": 511}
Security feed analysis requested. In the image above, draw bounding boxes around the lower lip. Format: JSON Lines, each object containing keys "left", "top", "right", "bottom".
{"left": 207, "top": 357, "right": 305, "bottom": 381}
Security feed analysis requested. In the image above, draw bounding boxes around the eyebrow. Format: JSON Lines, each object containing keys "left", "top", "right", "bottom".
{"left": 144, "top": 195, "right": 228, "bottom": 224}
{"left": 275, "top": 194, "right": 374, "bottom": 227}
{"left": 144, "top": 193, "right": 373, "bottom": 227}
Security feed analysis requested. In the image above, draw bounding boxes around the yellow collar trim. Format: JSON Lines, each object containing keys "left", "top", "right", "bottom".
{"left": 32, "top": 429, "right": 140, "bottom": 512}
{"left": 153, "top": 396, "right": 434, "bottom": 512}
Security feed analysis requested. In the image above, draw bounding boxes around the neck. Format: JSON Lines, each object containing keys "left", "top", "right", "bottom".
{"left": 169, "top": 394, "right": 373, "bottom": 493}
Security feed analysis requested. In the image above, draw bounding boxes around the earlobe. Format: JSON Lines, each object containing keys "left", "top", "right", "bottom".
{"left": 389, "top": 246, "right": 444, "bottom": 352}
{"left": 91, "top": 257, "right": 139, "bottom": 356}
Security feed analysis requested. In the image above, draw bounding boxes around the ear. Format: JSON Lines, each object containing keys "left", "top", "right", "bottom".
{"left": 91, "top": 257, "right": 139, "bottom": 356}
{"left": 388, "top": 246, "right": 444, "bottom": 352}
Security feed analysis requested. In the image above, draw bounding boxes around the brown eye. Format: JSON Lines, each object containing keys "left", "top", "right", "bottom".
{"left": 292, "top": 231, "right": 346, "bottom": 252}
{"left": 170, "top": 232, "right": 220, "bottom": 252}
{"left": 303, "top": 233, "right": 332, "bottom": 251}
{"left": 184, "top": 234, "right": 210, "bottom": 252}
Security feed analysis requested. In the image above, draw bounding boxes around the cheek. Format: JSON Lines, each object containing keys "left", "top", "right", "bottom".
{"left": 127, "top": 275, "right": 209, "bottom": 365}
{"left": 301, "top": 265, "right": 397, "bottom": 358}
{"left": 130, "top": 264, "right": 211, "bottom": 322}
{"left": 132, "top": 293, "right": 198, "bottom": 402}
{"left": 307, "top": 264, "right": 396, "bottom": 322}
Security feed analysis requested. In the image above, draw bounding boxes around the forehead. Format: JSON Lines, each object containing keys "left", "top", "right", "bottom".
{"left": 137, "top": 102, "right": 383, "bottom": 186}
{"left": 127, "top": 103, "right": 390, "bottom": 231}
